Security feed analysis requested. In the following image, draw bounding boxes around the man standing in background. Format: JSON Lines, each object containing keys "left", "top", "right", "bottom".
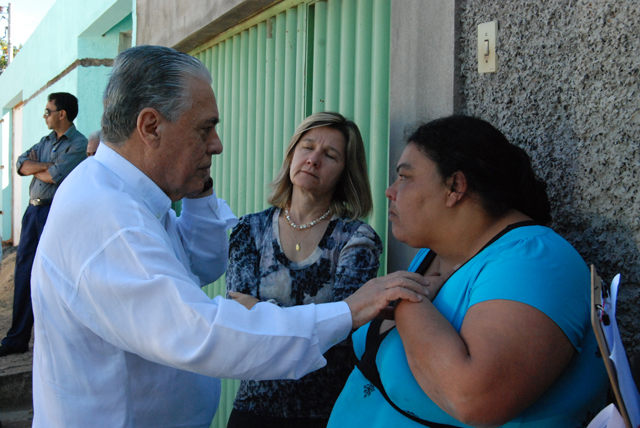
{"left": 86, "top": 130, "right": 101, "bottom": 156}
{"left": 0, "top": 93, "right": 87, "bottom": 357}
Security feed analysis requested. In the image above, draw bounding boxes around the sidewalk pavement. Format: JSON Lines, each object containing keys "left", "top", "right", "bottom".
{"left": 0, "top": 346, "right": 33, "bottom": 427}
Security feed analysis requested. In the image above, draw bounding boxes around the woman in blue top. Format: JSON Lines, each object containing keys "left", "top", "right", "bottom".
{"left": 328, "top": 115, "right": 608, "bottom": 427}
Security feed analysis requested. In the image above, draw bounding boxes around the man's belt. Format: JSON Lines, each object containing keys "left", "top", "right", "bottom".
{"left": 30, "top": 198, "right": 53, "bottom": 206}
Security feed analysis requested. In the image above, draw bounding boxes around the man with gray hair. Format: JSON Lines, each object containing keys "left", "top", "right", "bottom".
{"left": 30, "top": 45, "right": 430, "bottom": 427}
{"left": 86, "top": 130, "right": 100, "bottom": 156}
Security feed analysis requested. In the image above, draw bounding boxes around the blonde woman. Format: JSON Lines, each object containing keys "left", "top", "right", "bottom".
{"left": 226, "top": 112, "right": 383, "bottom": 428}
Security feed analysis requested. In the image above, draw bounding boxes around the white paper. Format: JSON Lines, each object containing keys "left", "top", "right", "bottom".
{"left": 601, "top": 274, "right": 640, "bottom": 428}
{"left": 587, "top": 403, "right": 626, "bottom": 428}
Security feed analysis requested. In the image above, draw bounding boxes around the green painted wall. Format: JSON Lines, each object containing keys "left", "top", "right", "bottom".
{"left": 0, "top": 112, "right": 11, "bottom": 239}
{"left": 0, "top": 0, "right": 133, "bottom": 241}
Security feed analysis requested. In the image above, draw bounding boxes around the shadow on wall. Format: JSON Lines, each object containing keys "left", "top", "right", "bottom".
{"left": 560, "top": 216, "right": 640, "bottom": 354}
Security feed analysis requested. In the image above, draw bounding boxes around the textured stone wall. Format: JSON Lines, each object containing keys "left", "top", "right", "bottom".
{"left": 457, "top": 1, "right": 639, "bottom": 356}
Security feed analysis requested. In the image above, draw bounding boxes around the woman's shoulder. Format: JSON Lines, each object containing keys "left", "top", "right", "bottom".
{"left": 475, "top": 224, "right": 589, "bottom": 289}
{"left": 234, "top": 207, "right": 278, "bottom": 230}
{"left": 231, "top": 207, "right": 277, "bottom": 242}
{"left": 468, "top": 224, "right": 590, "bottom": 347}
{"left": 490, "top": 225, "right": 584, "bottom": 266}
{"left": 332, "top": 217, "right": 382, "bottom": 248}
{"left": 333, "top": 217, "right": 378, "bottom": 236}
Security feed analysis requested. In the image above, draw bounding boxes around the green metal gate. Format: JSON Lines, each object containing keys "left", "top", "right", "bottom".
{"left": 190, "top": 0, "right": 391, "bottom": 426}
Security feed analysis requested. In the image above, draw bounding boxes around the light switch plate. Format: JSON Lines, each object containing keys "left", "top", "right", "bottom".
{"left": 478, "top": 21, "right": 498, "bottom": 73}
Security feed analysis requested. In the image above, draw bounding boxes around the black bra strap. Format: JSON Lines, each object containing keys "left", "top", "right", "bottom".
{"left": 415, "top": 250, "right": 438, "bottom": 275}
{"left": 356, "top": 319, "right": 461, "bottom": 428}
{"left": 476, "top": 220, "right": 538, "bottom": 255}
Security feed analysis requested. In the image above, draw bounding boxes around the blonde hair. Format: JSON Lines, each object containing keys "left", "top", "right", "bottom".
{"left": 267, "top": 112, "right": 373, "bottom": 220}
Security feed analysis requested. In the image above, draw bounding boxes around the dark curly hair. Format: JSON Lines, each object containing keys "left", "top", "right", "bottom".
{"left": 408, "top": 115, "right": 551, "bottom": 225}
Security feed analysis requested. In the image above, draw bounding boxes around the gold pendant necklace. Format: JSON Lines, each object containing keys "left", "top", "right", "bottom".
{"left": 291, "top": 226, "right": 303, "bottom": 251}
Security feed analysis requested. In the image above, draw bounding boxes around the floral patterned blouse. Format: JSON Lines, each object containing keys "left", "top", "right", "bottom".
{"left": 226, "top": 206, "right": 383, "bottom": 419}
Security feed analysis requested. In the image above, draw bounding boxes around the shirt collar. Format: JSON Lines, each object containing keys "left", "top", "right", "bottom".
{"left": 62, "top": 124, "right": 78, "bottom": 139}
{"left": 49, "top": 124, "right": 78, "bottom": 143}
{"left": 94, "top": 143, "right": 172, "bottom": 220}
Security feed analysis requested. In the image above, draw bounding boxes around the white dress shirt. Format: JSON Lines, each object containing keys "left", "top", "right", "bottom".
{"left": 31, "top": 144, "right": 352, "bottom": 428}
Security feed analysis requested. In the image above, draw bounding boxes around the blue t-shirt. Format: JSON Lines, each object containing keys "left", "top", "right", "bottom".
{"left": 328, "top": 225, "right": 608, "bottom": 427}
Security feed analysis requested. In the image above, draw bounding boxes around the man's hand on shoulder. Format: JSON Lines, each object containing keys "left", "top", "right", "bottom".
{"left": 344, "top": 271, "right": 432, "bottom": 329}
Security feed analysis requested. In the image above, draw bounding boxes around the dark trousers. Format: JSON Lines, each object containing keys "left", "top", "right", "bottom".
{"left": 1, "top": 204, "right": 50, "bottom": 350}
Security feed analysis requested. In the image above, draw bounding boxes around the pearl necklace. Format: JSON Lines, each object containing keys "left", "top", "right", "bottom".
{"left": 284, "top": 206, "right": 331, "bottom": 230}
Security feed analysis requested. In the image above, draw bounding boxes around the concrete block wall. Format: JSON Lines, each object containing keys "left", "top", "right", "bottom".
{"left": 457, "top": 0, "right": 639, "bottom": 356}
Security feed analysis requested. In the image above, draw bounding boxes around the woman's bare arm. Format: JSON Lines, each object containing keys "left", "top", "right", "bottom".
{"left": 395, "top": 298, "right": 574, "bottom": 428}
